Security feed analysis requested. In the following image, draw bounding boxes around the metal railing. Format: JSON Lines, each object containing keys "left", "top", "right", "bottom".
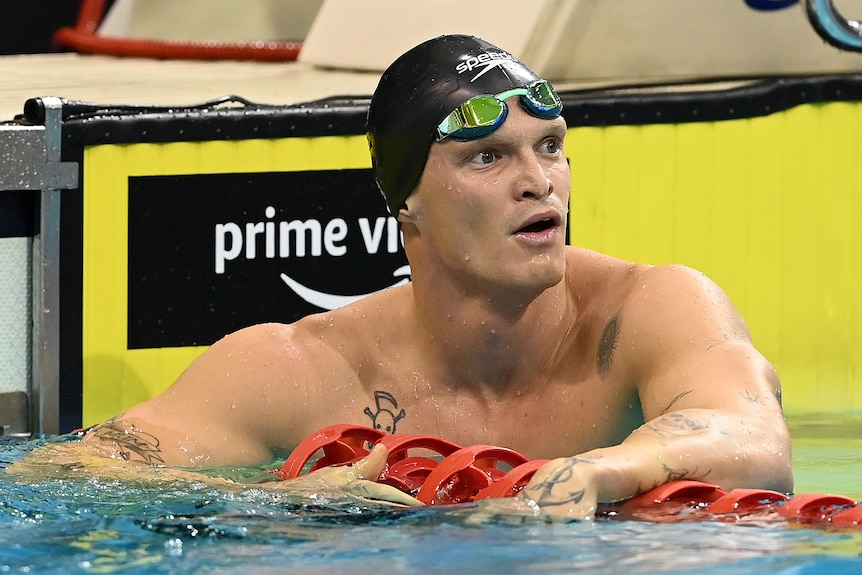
{"left": 0, "top": 98, "right": 79, "bottom": 435}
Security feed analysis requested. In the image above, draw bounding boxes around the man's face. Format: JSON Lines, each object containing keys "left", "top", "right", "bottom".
{"left": 402, "top": 101, "right": 571, "bottom": 295}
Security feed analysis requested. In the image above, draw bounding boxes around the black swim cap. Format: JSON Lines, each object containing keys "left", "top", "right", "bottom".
{"left": 367, "top": 34, "right": 546, "bottom": 214}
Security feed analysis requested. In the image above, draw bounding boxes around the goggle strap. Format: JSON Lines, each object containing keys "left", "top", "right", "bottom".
{"left": 494, "top": 88, "right": 528, "bottom": 101}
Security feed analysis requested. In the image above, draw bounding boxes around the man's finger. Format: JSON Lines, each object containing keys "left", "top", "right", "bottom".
{"left": 343, "top": 479, "right": 424, "bottom": 507}
{"left": 351, "top": 443, "right": 389, "bottom": 480}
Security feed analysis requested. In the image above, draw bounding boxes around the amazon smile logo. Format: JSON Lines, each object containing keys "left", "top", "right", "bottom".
{"left": 280, "top": 265, "right": 411, "bottom": 310}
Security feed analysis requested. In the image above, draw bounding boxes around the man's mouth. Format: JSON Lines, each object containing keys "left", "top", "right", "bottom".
{"left": 517, "top": 218, "right": 556, "bottom": 234}
{"left": 514, "top": 210, "right": 561, "bottom": 236}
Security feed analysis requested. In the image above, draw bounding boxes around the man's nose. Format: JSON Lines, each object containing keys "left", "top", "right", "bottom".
{"left": 514, "top": 152, "right": 553, "bottom": 201}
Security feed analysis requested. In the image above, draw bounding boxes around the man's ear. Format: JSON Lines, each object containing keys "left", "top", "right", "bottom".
{"left": 397, "top": 196, "right": 419, "bottom": 225}
{"left": 397, "top": 207, "right": 412, "bottom": 225}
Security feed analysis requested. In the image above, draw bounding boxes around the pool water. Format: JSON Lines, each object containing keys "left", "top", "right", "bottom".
{"left": 788, "top": 413, "right": 862, "bottom": 501}
{"left": 1, "top": 415, "right": 861, "bottom": 574}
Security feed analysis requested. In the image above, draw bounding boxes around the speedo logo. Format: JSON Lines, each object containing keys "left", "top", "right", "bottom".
{"left": 455, "top": 51, "right": 519, "bottom": 81}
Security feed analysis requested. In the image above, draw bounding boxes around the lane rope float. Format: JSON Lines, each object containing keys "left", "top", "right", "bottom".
{"left": 275, "top": 424, "right": 862, "bottom": 527}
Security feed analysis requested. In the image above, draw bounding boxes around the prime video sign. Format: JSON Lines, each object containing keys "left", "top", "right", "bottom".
{"left": 126, "top": 169, "right": 409, "bottom": 348}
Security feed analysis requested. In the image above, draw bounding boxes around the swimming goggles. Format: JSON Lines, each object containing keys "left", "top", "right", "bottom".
{"left": 435, "top": 79, "right": 563, "bottom": 142}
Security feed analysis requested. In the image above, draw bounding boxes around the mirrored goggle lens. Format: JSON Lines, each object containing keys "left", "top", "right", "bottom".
{"left": 436, "top": 95, "right": 506, "bottom": 142}
{"left": 522, "top": 80, "right": 562, "bottom": 117}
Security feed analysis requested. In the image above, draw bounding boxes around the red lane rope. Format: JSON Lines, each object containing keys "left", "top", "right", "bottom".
{"left": 274, "top": 424, "right": 545, "bottom": 502}
{"left": 53, "top": 0, "right": 302, "bottom": 61}
{"left": 276, "top": 424, "right": 862, "bottom": 528}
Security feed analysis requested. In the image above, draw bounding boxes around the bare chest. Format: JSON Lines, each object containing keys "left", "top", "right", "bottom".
{"left": 355, "top": 374, "right": 643, "bottom": 460}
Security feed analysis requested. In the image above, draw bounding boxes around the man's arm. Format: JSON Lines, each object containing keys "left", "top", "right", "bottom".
{"left": 521, "top": 265, "right": 793, "bottom": 519}
{"left": 9, "top": 435, "right": 421, "bottom": 507}
{"left": 79, "top": 322, "right": 319, "bottom": 467}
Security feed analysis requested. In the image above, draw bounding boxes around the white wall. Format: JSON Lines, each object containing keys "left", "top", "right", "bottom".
{"left": 0, "top": 237, "right": 31, "bottom": 394}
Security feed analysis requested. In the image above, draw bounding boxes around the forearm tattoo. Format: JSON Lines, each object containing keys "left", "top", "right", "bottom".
{"left": 523, "top": 456, "right": 597, "bottom": 509}
{"left": 597, "top": 312, "right": 621, "bottom": 377}
{"left": 645, "top": 412, "right": 709, "bottom": 438}
{"left": 87, "top": 415, "right": 165, "bottom": 465}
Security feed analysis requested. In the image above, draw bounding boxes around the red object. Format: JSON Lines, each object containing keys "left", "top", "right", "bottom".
{"left": 613, "top": 480, "right": 726, "bottom": 523}
{"left": 474, "top": 459, "right": 550, "bottom": 500}
{"left": 622, "top": 480, "right": 727, "bottom": 508}
{"left": 376, "top": 434, "right": 462, "bottom": 493}
{"left": 275, "top": 424, "right": 383, "bottom": 480}
{"left": 278, "top": 424, "right": 862, "bottom": 530}
{"left": 53, "top": 0, "right": 302, "bottom": 61}
{"left": 832, "top": 504, "right": 862, "bottom": 526}
{"left": 707, "top": 488, "right": 789, "bottom": 515}
{"left": 416, "top": 445, "right": 530, "bottom": 505}
{"left": 776, "top": 493, "right": 857, "bottom": 522}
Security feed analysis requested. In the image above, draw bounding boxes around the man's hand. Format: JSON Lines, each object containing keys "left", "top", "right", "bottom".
{"left": 272, "top": 444, "right": 423, "bottom": 507}
{"left": 518, "top": 456, "right": 600, "bottom": 520}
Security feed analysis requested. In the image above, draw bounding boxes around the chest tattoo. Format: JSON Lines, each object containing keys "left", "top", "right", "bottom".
{"left": 597, "top": 312, "right": 622, "bottom": 377}
{"left": 364, "top": 390, "right": 406, "bottom": 433}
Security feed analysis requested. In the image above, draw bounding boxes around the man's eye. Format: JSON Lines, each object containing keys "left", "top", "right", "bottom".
{"left": 469, "top": 151, "right": 495, "bottom": 165}
{"left": 543, "top": 139, "right": 562, "bottom": 154}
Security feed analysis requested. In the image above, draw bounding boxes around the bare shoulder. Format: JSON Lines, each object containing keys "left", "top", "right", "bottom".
{"left": 77, "top": 321, "right": 321, "bottom": 465}
{"left": 620, "top": 263, "right": 782, "bottom": 417}
{"left": 185, "top": 321, "right": 320, "bottom": 386}
{"left": 613, "top": 262, "right": 755, "bottom": 375}
{"left": 564, "top": 248, "right": 749, "bottom": 347}
{"left": 76, "top": 287, "right": 412, "bottom": 467}
{"left": 623, "top": 263, "right": 750, "bottom": 341}
{"left": 76, "top": 318, "right": 369, "bottom": 467}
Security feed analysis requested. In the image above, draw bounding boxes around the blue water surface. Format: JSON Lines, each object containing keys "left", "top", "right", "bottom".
{"left": 1, "top": 417, "right": 861, "bottom": 575}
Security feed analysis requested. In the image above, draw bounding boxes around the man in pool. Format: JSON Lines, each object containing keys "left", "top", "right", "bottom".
{"left": 73, "top": 34, "right": 793, "bottom": 518}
